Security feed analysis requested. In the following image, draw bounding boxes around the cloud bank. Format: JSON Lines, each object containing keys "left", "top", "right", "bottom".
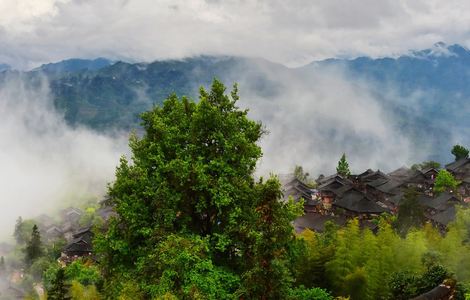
{"left": 0, "top": 75, "right": 127, "bottom": 239}
{"left": 233, "top": 64, "right": 426, "bottom": 176}
{"left": 2, "top": 0, "right": 470, "bottom": 68}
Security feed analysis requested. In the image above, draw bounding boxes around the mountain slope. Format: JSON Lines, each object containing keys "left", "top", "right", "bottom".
{"left": 0, "top": 45, "right": 469, "bottom": 164}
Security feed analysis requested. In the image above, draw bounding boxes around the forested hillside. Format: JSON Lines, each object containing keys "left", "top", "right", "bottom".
{"left": 1, "top": 43, "right": 469, "bottom": 163}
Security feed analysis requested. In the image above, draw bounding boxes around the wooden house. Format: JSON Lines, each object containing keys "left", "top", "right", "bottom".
{"left": 429, "top": 206, "right": 457, "bottom": 232}
{"left": 418, "top": 192, "right": 461, "bottom": 217}
{"left": 60, "top": 227, "right": 93, "bottom": 264}
{"left": 446, "top": 158, "right": 470, "bottom": 180}
{"left": 317, "top": 175, "right": 353, "bottom": 212}
{"left": 279, "top": 174, "right": 318, "bottom": 212}
{"left": 332, "top": 188, "right": 388, "bottom": 218}
{"left": 61, "top": 207, "right": 83, "bottom": 224}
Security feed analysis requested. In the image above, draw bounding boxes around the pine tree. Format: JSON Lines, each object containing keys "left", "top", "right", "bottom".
{"left": 47, "top": 268, "right": 71, "bottom": 300}
{"left": 24, "top": 224, "right": 42, "bottom": 267}
{"left": 336, "top": 153, "right": 351, "bottom": 177}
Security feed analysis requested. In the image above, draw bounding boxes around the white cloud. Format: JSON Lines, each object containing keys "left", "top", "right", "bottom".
{"left": 0, "top": 75, "right": 127, "bottom": 239}
{"left": 2, "top": 0, "right": 470, "bottom": 68}
{"left": 232, "top": 63, "right": 425, "bottom": 177}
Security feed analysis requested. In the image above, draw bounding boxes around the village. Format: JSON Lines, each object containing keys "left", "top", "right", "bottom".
{"left": 0, "top": 154, "right": 469, "bottom": 298}
{"left": 289, "top": 156, "right": 470, "bottom": 235}
{"left": 9, "top": 156, "right": 470, "bottom": 268}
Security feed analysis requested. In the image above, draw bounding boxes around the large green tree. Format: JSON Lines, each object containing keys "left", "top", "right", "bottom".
{"left": 95, "top": 79, "right": 302, "bottom": 298}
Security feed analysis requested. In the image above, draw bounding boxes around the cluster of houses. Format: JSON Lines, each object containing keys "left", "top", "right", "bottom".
{"left": 290, "top": 158, "right": 470, "bottom": 233}
{"left": 11, "top": 158, "right": 468, "bottom": 264}
{"left": 34, "top": 203, "right": 116, "bottom": 264}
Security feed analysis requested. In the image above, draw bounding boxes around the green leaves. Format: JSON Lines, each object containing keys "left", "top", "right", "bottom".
{"left": 336, "top": 153, "right": 351, "bottom": 177}
{"left": 451, "top": 144, "right": 469, "bottom": 161}
{"left": 434, "top": 169, "right": 460, "bottom": 194}
{"left": 96, "top": 79, "right": 302, "bottom": 298}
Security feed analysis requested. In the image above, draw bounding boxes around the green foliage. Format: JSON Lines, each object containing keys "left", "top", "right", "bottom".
{"left": 389, "top": 271, "right": 418, "bottom": 300}
{"left": 47, "top": 268, "right": 71, "bottom": 300}
{"left": 396, "top": 188, "right": 425, "bottom": 235}
{"left": 291, "top": 229, "right": 334, "bottom": 289}
{"left": 288, "top": 286, "right": 333, "bottom": 300}
{"left": 30, "top": 256, "right": 53, "bottom": 280}
{"left": 140, "top": 234, "right": 239, "bottom": 299}
{"left": 298, "top": 209, "right": 470, "bottom": 299}
{"left": 65, "top": 260, "right": 102, "bottom": 287}
{"left": 293, "top": 165, "right": 316, "bottom": 187}
{"left": 79, "top": 205, "right": 103, "bottom": 228}
{"left": 434, "top": 169, "right": 460, "bottom": 193}
{"left": 45, "top": 238, "right": 67, "bottom": 261}
{"left": 336, "top": 153, "right": 351, "bottom": 177}
{"left": 24, "top": 224, "right": 43, "bottom": 267}
{"left": 238, "top": 177, "right": 303, "bottom": 299}
{"left": 69, "top": 281, "right": 101, "bottom": 300}
{"left": 452, "top": 144, "right": 469, "bottom": 161}
{"left": 389, "top": 265, "right": 449, "bottom": 299}
{"left": 44, "top": 264, "right": 61, "bottom": 291}
{"left": 95, "top": 79, "right": 301, "bottom": 298}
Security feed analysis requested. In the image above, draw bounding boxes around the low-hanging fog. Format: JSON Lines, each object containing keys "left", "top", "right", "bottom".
{"left": 0, "top": 75, "right": 127, "bottom": 239}
{"left": 232, "top": 63, "right": 428, "bottom": 176}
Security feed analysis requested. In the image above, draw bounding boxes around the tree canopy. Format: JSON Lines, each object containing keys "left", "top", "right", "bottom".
{"left": 94, "top": 79, "right": 303, "bottom": 299}
{"left": 24, "top": 224, "right": 43, "bottom": 267}
{"left": 451, "top": 144, "right": 469, "bottom": 161}
{"left": 336, "top": 153, "right": 351, "bottom": 177}
{"left": 434, "top": 170, "right": 460, "bottom": 194}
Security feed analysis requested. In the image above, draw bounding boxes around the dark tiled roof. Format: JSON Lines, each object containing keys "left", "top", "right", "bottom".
{"left": 294, "top": 213, "right": 346, "bottom": 232}
{"left": 389, "top": 192, "right": 404, "bottom": 206}
{"left": 419, "top": 193, "right": 460, "bottom": 210}
{"left": 46, "top": 226, "right": 63, "bottom": 234}
{"left": 430, "top": 206, "right": 457, "bottom": 226}
{"left": 279, "top": 174, "right": 315, "bottom": 204}
{"left": 64, "top": 238, "right": 92, "bottom": 253}
{"left": 316, "top": 173, "right": 338, "bottom": 185}
{"left": 420, "top": 167, "right": 439, "bottom": 175}
{"left": 360, "top": 170, "right": 389, "bottom": 182}
{"left": 368, "top": 178, "right": 404, "bottom": 194}
{"left": 334, "top": 190, "right": 387, "bottom": 214}
{"left": 355, "top": 169, "right": 374, "bottom": 179}
{"left": 317, "top": 175, "right": 352, "bottom": 191}
{"left": 446, "top": 158, "right": 470, "bottom": 172}
{"left": 411, "top": 284, "right": 452, "bottom": 300}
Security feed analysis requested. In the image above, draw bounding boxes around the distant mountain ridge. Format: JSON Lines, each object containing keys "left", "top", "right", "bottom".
{"left": 0, "top": 43, "right": 469, "bottom": 163}
{"left": 33, "top": 58, "right": 113, "bottom": 76}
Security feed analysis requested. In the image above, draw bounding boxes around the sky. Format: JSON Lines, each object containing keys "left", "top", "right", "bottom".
{"left": 2, "top": 0, "right": 470, "bottom": 68}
